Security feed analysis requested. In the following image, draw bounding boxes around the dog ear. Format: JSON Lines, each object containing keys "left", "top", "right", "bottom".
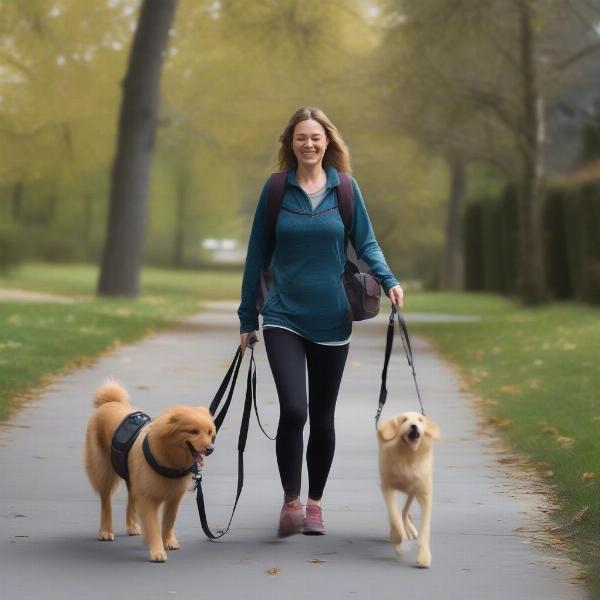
{"left": 425, "top": 417, "right": 440, "bottom": 440}
{"left": 168, "top": 412, "right": 182, "bottom": 425}
{"left": 377, "top": 418, "right": 399, "bottom": 442}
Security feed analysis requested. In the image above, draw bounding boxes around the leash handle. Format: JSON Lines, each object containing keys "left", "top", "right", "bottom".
{"left": 243, "top": 334, "right": 277, "bottom": 441}
{"left": 196, "top": 342, "right": 256, "bottom": 539}
{"left": 196, "top": 338, "right": 275, "bottom": 540}
{"left": 376, "top": 308, "right": 396, "bottom": 427}
{"left": 376, "top": 304, "right": 426, "bottom": 428}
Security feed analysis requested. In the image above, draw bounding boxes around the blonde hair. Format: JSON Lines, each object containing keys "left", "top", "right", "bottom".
{"left": 278, "top": 107, "right": 352, "bottom": 173}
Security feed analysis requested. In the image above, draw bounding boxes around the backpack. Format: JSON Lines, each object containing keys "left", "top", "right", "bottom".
{"left": 256, "top": 171, "right": 381, "bottom": 322}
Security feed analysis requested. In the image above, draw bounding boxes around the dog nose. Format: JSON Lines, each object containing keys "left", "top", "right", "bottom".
{"left": 410, "top": 424, "right": 418, "bottom": 432}
{"left": 205, "top": 446, "right": 214, "bottom": 456}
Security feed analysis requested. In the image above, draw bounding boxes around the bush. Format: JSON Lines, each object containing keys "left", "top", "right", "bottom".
{"left": 464, "top": 202, "right": 486, "bottom": 291}
{"left": 577, "top": 183, "right": 600, "bottom": 303}
{"left": 544, "top": 186, "right": 573, "bottom": 299}
{"left": 464, "top": 180, "right": 600, "bottom": 305}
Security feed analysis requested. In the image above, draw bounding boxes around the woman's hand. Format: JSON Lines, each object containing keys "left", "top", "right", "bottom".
{"left": 240, "top": 331, "right": 259, "bottom": 354}
{"left": 388, "top": 285, "right": 404, "bottom": 308}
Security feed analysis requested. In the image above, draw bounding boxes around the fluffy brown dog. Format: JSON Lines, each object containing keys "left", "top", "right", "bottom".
{"left": 377, "top": 411, "right": 440, "bottom": 568}
{"left": 84, "top": 380, "right": 215, "bottom": 562}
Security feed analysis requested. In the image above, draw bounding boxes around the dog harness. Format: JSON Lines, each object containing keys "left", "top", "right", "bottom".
{"left": 142, "top": 435, "right": 197, "bottom": 479}
{"left": 111, "top": 411, "right": 152, "bottom": 483}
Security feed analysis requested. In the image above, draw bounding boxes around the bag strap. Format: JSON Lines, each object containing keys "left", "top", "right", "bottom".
{"left": 336, "top": 172, "right": 354, "bottom": 232}
{"left": 376, "top": 305, "right": 426, "bottom": 427}
{"left": 264, "top": 172, "right": 288, "bottom": 262}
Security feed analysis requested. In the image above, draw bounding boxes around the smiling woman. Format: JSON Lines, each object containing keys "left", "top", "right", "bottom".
{"left": 237, "top": 105, "right": 404, "bottom": 537}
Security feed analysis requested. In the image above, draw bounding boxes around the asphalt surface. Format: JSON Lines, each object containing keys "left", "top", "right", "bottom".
{"left": 0, "top": 302, "right": 585, "bottom": 599}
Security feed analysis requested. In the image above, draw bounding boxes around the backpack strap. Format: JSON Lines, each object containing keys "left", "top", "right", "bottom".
{"left": 265, "top": 172, "right": 288, "bottom": 245}
{"left": 336, "top": 172, "right": 354, "bottom": 232}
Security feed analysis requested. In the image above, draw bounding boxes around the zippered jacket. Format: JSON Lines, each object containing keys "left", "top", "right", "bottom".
{"left": 237, "top": 165, "right": 399, "bottom": 342}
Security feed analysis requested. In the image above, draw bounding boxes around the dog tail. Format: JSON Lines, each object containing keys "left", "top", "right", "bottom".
{"left": 93, "top": 379, "right": 129, "bottom": 407}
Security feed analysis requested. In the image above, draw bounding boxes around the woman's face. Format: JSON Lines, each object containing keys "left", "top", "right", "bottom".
{"left": 292, "top": 119, "right": 328, "bottom": 169}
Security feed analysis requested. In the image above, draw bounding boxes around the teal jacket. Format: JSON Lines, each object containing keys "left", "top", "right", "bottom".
{"left": 238, "top": 166, "right": 399, "bottom": 342}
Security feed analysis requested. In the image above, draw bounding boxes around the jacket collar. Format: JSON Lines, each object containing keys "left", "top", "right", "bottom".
{"left": 287, "top": 164, "right": 340, "bottom": 190}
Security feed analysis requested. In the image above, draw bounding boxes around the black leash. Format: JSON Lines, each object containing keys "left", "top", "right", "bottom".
{"left": 194, "top": 335, "right": 274, "bottom": 540}
{"left": 376, "top": 304, "right": 425, "bottom": 427}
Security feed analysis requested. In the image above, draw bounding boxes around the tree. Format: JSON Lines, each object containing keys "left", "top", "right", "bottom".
{"left": 375, "top": 0, "right": 600, "bottom": 300}
{"left": 97, "top": 0, "right": 178, "bottom": 296}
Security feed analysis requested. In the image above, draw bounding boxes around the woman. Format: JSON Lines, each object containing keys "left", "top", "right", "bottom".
{"left": 238, "top": 106, "right": 403, "bottom": 537}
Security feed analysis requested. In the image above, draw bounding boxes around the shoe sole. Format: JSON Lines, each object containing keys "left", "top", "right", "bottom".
{"left": 302, "top": 528, "right": 326, "bottom": 535}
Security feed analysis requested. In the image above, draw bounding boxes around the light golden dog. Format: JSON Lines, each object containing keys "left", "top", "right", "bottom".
{"left": 377, "top": 411, "right": 440, "bottom": 568}
{"left": 84, "top": 380, "right": 215, "bottom": 562}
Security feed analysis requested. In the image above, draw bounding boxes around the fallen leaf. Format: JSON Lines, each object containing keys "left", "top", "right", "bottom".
{"left": 574, "top": 506, "right": 590, "bottom": 521}
{"left": 581, "top": 472, "right": 595, "bottom": 481}
{"left": 308, "top": 559, "right": 328, "bottom": 564}
{"left": 267, "top": 567, "right": 280, "bottom": 576}
{"left": 543, "top": 426, "right": 559, "bottom": 435}
{"left": 499, "top": 385, "right": 519, "bottom": 395}
{"left": 543, "top": 470, "right": 554, "bottom": 478}
{"left": 488, "top": 416, "right": 512, "bottom": 428}
{"left": 556, "top": 436, "right": 574, "bottom": 447}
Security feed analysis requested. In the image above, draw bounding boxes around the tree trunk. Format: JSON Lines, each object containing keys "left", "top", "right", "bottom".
{"left": 97, "top": 0, "right": 178, "bottom": 296}
{"left": 441, "top": 154, "right": 466, "bottom": 290}
{"left": 83, "top": 192, "right": 93, "bottom": 255}
{"left": 517, "top": 0, "right": 547, "bottom": 304}
{"left": 11, "top": 182, "right": 23, "bottom": 222}
{"left": 173, "top": 172, "right": 187, "bottom": 268}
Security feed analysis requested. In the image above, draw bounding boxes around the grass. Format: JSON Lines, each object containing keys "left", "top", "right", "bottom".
{"left": 406, "top": 292, "right": 600, "bottom": 595}
{"left": 0, "top": 262, "right": 242, "bottom": 420}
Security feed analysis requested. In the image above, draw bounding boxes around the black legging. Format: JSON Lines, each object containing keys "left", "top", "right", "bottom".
{"left": 263, "top": 327, "right": 349, "bottom": 501}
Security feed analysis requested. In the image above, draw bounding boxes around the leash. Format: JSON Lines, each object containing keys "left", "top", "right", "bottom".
{"left": 376, "top": 304, "right": 425, "bottom": 427}
{"left": 194, "top": 335, "right": 274, "bottom": 540}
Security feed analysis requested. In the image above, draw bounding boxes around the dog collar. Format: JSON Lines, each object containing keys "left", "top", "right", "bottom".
{"left": 142, "top": 434, "right": 196, "bottom": 479}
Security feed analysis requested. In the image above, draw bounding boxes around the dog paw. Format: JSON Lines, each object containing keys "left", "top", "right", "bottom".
{"left": 390, "top": 529, "right": 404, "bottom": 546}
{"left": 405, "top": 520, "right": 418, "bottom": 539}
{"left": 416, "top": 548, "right": 431, "bottom": 568}
{"left": 164, "top": 537, "right": 180, "bottom": 551}
{"left": 127, "top": 523, "right": 141, "bottom": 536}
{"left": 149, "top": 549, "right": 167, "bottom": 563}
{"left": 393, "top": 543, "right": 404, "bottom": 557}
{"left": 98, "top": 531, "right": 114, "bottom": 541}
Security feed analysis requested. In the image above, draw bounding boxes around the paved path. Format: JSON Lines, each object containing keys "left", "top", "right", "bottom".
{"left": 0, "top": 288, "right": 80, "bottom": 303}
{"left": 0, "top": 302, "right": 585, "bottom": 599}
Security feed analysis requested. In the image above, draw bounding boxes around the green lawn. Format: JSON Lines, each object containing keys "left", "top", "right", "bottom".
{"left": 0, "top": 263, "right": 242, "bottom": 420}
{"left": 406, "top": 292, "right": 600, "bottom": 594}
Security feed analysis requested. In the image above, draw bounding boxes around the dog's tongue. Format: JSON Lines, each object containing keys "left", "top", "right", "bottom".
{"left": 405, "top": 433, "right": 421, "bottom": 450}
{"left": 193, "top": 452, "right": 206, "bottom": 471}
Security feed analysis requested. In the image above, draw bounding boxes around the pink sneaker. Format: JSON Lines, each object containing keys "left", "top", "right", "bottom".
{"left": 278, "top": 497, "right": 304, "bottom": 537}
{"left": 303, "top": 504, "right": 326, "bottom": 535}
